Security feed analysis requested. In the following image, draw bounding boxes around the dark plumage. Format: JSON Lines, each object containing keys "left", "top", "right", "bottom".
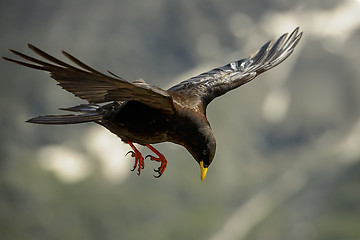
{"left": 3, "top": 28, "right": 302, "bottom": 181}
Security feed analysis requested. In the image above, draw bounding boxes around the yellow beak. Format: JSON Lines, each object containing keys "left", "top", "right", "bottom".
{"left": 200, "top": 161, "right": 208, "bottom": 182}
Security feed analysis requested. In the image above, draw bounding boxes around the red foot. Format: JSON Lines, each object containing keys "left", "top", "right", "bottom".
{"left": 126, "top": 141, "right": 145, "bottom": 175}
{"left": 145, "top": 144, "right": 167, "bottom": 178}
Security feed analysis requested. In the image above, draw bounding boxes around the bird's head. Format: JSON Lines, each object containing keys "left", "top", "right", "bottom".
{"left": 197, "top": 137, "right": 216, "bottom": 182}
{"left": 186, "top": 126, "right": 216, "bottom": 181}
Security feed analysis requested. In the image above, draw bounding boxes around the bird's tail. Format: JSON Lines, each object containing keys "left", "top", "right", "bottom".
{"left": 27, "top": 104, "right": 102, "bottom": 125}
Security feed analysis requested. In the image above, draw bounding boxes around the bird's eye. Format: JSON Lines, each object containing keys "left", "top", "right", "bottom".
{"left": 202, "top": 149, "right": 207, "bottom": 155}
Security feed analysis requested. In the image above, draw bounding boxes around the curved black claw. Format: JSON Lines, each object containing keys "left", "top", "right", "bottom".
{"left": 153, "top": 172, "right": 162, "bottom": 178}
{"left": 146, "top": 154, "right": 156, "bottom": 172}
{"left": 126, "top": 151, "right": 135, "bottom": 157}
{"left": 153, "top": 166, "right": 164, "bottom": 178}
{"left": 132, "top": 166, "right": 142, "bottom": 175}
{"left": 126, "top": 151, "right": 136, "bottom": 171}
{"left": 146, "top": 155, "right": 162, "bottom": 177}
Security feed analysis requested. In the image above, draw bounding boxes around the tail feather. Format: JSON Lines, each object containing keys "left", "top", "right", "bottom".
{"left": 59, "top": 104, "right": 100, "bottom": 113}
{"left": 27, "top": 112, "right": 102, "bottom": 125}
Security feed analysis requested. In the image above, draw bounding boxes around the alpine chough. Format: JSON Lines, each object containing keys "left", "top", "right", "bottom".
{"left": 3, "top": 28, "right": 302, "bottom": 181}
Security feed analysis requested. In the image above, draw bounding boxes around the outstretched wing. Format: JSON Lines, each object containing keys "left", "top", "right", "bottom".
{"left": 3, "top": 44, "right": 174, "bottom": 113}
{"left": 169, "top": 27, "right": 302, "bottom": 108}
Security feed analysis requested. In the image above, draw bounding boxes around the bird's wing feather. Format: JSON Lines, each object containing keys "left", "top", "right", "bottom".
{"left": 3, "top": 44, "right": 174, "bottom": 113}
{"left": 168, "top": 27, "right": 302, "bottom": 107}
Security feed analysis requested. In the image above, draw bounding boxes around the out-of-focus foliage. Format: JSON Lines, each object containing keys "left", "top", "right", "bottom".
{"left": 1, "top": 0, "right": 360, "bottom": 239}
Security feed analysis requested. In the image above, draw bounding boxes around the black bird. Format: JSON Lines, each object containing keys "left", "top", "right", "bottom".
{"left": 3, "top": 28, "right": 302, "bottom": 181}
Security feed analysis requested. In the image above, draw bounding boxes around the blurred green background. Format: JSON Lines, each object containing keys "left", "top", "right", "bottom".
{"left": 1, "top": 0, "right": 360, "bottom": 239}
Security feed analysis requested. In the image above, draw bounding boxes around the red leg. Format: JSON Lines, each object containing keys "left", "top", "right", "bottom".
{"left": 126, "top": 141, "right": 145, "bottom": 175}
{"left": 145, "top": 144, "right": 167, "bottom": 178}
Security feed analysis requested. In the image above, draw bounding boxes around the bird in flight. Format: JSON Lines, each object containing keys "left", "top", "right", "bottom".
{"left": 3, "top": 28, "right": 302, "bottom": 181}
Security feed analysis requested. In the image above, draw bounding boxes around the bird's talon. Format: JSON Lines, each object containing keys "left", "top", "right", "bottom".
{"left": 126, "top": 151, "right": 135, "bottom": 157}
{"left": 145, "top": 144, "right": 167, "bottom": 179}
{"left": 127, "top": 143, "right": 168, "bottom": 178}
{"left": 126, "top": 142, "right": 145, "bottom": 176}
{"left": 153, "top": 173, "right": 162, "bottom": 178}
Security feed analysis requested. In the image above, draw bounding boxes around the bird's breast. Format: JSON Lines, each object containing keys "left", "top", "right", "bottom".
{"left": 99, "top": 101, "right": 173, "bottom": 145}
